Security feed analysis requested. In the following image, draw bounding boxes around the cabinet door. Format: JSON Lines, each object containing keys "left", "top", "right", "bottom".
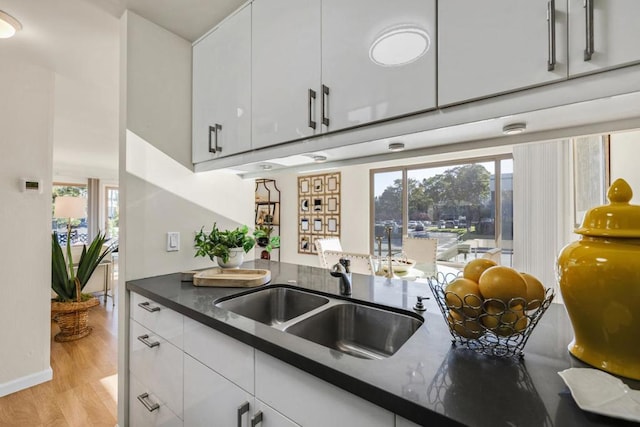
{"left": 184, "top": 355, "right": 253, "bottom": 427}
{"left": 438, "top": 0, "right": 568, "bottom": 106}
{"left": 321, "top": 0, "right": 436, "bottom": 131}
{"left": 183, "top": 317, "right": 254, "bottom": 394}
{"left": 252, "top": 0, "right": 321, "bottom": 149}
{"left": 252, "top": 399, "right": 300, "bottom": 427}
{"left": 192, "top": 5, "right": 251, "bottom": 163}
{"left": 568, "top": 0, "right": 640, "bottom": 76}
{"left": 131, "top": 292, "right": 184, "bottom": 349}
{"left": 255, "top": 351, "right": 394, "bottom": 427}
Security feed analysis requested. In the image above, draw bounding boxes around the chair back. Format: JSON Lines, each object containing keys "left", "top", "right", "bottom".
{"left": 483, "top": 247, "right": 502, "bottom": 264}
{"left": 402, "top": 237, "right": 438, "bottom": 268}
{"left": 322, "top": 250, "right": 375, "bottom": 276}
{"left": 314, "top": 237, "right": 343, "bottom": 268}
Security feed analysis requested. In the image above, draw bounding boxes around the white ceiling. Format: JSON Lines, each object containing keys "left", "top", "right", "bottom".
{"left": 0, "top": 0, "right": 244, "bottom": 181}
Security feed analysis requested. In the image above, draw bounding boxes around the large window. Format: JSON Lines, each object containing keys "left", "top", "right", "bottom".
{"left": 105, "top": 186, "right": 119, "bottom": 239}
{"left": 52, "top": 184, "right": 88, "bottom": 245}
{"left": 371, "top": 156, "right": 514, "bottom": 266}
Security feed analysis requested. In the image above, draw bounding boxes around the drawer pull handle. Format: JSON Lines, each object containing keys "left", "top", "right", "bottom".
{"left": 137, "top": 334, "right": 160, "bottom": 348}
{"left": 137, "top": 392, "right": 160, "bottom": 412}
{"left": 237, "top": 401, "right": 250, "bottom": 427}
{"left": 250, "top": 411, "right": 263, "bottom": 427}
{"left": 138, "top": 301, "right": 160, "bottom": 313}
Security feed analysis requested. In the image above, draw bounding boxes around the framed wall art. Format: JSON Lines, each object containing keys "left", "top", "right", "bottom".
{"left": 298, "top": 172, "right": 341, "bottom": 254}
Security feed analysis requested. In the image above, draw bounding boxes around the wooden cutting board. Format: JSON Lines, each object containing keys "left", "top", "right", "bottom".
{"left": 192, "top": 268, "right": 271, "bottom": 287}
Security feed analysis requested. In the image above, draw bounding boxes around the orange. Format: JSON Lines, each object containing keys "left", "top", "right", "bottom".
{"left": 479, "top": 303, "right": 524, "bottom": 330}
{"left": 447, "top": 312, "right": 484, "bottom": 339}
{"left": 478, "top": 266, "right": 527, "bottom": 305}
{"left": 463, "top": 258, "right": 498, "bottom": 283}
{"left": 520, "top": 272, "right": 546, "bottom": 310}
{"left": 444, "top": 277, "right": 483, "bottom": 317}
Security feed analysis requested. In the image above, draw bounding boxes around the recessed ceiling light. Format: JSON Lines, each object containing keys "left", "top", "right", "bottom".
{"left": 312, "top": 155, "right": 327, "bottom": 163}
{"left": 502, "top": 122, "right": 527, "bottom": 135}
{"left": 369, "top": 26, "right": 430, "bottom": 67}
{"left": 0, "top": 11, "right": 22, "bottom": 39}
{"left": 260, "top": 164, "right": 272, "bottom": 170}
{"left": 388, "top": 142, "right": 405, "bottom": 152}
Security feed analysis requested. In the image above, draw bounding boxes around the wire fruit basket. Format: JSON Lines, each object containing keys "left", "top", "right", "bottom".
{"left": 428, "top": 272, "right": 555, "bottom": 358}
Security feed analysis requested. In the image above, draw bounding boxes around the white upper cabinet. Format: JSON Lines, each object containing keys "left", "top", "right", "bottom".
{"left": 438, "top": 0, "right": 568, "bottom": 106}
{"left": 321, "top": 0, "right": 436, "bottom": 131}
{"left": 568, "top": 0, "right": 640, "bottom": 77}
{"left": 251, "top": 0, "right": 322, "bottom": 149}
{"left": 192, "top": 5, "right": 251, "bottom": 163}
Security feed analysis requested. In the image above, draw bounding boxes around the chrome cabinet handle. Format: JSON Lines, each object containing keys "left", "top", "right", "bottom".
{"left": 321, "top": 84, "right": 330, "bottom": 127}
{"left": 137, "top": 334, "right": 160, "bottom": 348}
{"left": 547, "top": 0, "right": 556, "bottom": 71}
{"left": 138, "top": 301, "right": 160, "bottom": 313}
{"left": 584, "top": 0, "right": 594, "bottom": 61}
{"left": 237, "top": 402, "right": 250, "bottom": 427}
{"left": 137, "top": 392, "right": 160, "bottom": 412}
{"left": 250, "top": 411, "right": 263, "bottom": 427}
{"left": 308, "top": 89, "right": 317, "bottom": 130}
{"left": 209, "top": 124, "right": 223, "bottom": 153}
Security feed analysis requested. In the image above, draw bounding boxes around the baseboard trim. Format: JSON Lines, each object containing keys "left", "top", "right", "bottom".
{"left": 0, "top": 367, "right": 53, "bottom": 397}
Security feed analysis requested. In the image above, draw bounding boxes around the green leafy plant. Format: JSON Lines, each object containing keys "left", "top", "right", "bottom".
{"left": 51, "top": 230, "right": 113, "bottom": 302}
{"left": 253, "top": 226, "right": 280, "bottom": 253}
{"left": 194, "top": 223, "right": 256, "bottom": 263}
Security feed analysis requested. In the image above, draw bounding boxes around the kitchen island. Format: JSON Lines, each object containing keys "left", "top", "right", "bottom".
{"left": 126, "top": 260, "right": 640, "bottom": 426}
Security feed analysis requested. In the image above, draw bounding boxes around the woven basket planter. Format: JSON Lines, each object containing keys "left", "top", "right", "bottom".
{"left": 51, "top": 297, "right": 100, "bottom": 342}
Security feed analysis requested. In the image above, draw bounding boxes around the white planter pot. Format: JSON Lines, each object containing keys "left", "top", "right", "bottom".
{"left": 216, "top": 248, "right": 245, "bottom": 268}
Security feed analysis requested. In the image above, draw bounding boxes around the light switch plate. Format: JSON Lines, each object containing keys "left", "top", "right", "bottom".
{"left": 167, "top": 232, "right": 180, "bottom": 252}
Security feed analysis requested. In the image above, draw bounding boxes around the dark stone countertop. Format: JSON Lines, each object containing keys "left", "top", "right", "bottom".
{"left": 126, "top": 260, "right": 640, "bottom": 427}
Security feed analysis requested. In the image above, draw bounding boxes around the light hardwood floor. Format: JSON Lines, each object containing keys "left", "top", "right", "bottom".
{"left": 0, "top": 299, "right": 118, "bottom": 427}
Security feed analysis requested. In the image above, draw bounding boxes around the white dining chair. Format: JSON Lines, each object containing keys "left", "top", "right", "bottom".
{"left": 483, "top": 247, "right": 502, "bottom": 264}
{"left": 322, "top": 250, "right": 375, "bottom": 275}
{"left": 314, "top": 237, "right": 343, "bottom": 268}
{"left": 402, "top": 236, "right": 438, "bottom": 268}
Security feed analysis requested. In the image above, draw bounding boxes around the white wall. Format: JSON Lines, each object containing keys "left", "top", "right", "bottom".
{"left": 0, "top": 61, "right": 54, "bottom": 396}
{"left": 119, "top": 11, "right": 254, "bottom": 424}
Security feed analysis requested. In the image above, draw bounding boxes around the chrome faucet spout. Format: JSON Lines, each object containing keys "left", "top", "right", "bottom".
{"left": 330, "top": 260, "right": 352, "bottom": 295}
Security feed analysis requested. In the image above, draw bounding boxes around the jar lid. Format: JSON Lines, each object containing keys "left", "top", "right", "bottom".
{"left": 576, "top": 178, "right": 640, "bottom": 238}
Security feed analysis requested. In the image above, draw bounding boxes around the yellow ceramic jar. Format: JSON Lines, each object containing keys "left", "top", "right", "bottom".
{"left": 557, "top": 178, "right": 640, "bottom": 380}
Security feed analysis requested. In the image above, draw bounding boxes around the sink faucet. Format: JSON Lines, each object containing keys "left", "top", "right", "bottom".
{"left": 330, "top": 258, "right": 352, "bottom": 295}
{"left": 384, "top": 225, "right": 396, "bottom": 279}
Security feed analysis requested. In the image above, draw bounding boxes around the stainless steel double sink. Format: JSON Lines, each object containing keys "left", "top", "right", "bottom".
{"left": 215, "top": 286, "right": 423, "bottom": 360}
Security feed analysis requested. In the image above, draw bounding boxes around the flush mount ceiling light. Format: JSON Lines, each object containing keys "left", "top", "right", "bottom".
{"left": 0, "top": 11, "right": 22, "bottom": 39}
{"left": 312, "top": 155, "right": 327, "bottom": 163}
{"left": 502, "top": 122, "right": 527, "bottom": 135}
{"left": 388, "top": 142, "right": 405, "bottom": 152}
{"left": 369, "top": 26, "right": 430, "bottom": 67}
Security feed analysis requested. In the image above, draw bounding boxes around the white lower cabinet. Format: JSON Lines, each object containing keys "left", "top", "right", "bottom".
{"left": 184, "top": 354, "right": 298, "bottom": 427}
{"left": 130, "top": 320, "right": 184, "bottom": 421}
{"left": 255, "top": 351, "right": 394, "bottom": 427}
{"left": 395, "top": 416, "right": 422, "bottom": 427}
{"left": 130, "top": 374, "right": 183, "bottom": 427}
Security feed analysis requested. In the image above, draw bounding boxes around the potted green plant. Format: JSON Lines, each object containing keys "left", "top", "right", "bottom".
{"left": 51, "top": 230, "right": 113, "bottom": 341}
{"left": 253, "top": 225, "right": 280, "bottom": 253}
{"left": 194, "top": 223, "right": 256, "bottom": 268}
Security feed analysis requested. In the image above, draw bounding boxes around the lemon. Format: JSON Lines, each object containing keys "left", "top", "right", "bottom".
{"left": 520, "top": 272, "right": 546, "bottom": 310}
{"left": 445, "top": 277, "right": 483, "bottom": 317}
{"left": 478, "top": 266, "right": 527, "bottom": 305}
{"left": 463, "top": 258, "right": 498, "bottom": 283}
